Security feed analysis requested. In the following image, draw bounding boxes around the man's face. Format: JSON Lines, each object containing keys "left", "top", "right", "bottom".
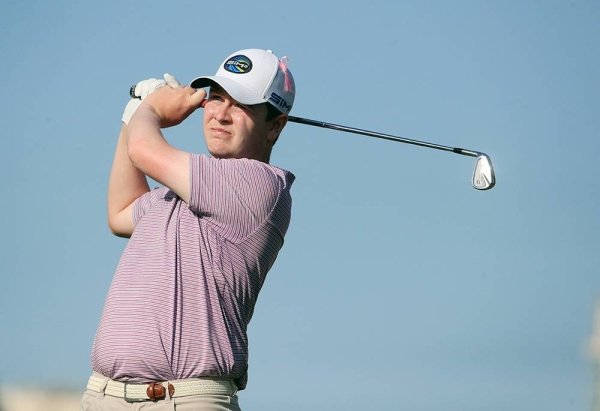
{"left": 203, "top": 86, "right": 282, "bottom": 162}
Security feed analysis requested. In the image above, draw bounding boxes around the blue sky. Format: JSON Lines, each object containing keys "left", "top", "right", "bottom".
{"left": 1, "top": 1, "right": 599, "bottom": 410}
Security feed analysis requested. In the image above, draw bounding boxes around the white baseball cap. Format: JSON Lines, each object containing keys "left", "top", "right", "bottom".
{"left": 190, "top": 49, "right": 295, "bottom": 114}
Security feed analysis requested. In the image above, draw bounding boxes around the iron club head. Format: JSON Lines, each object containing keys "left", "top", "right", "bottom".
{"left": 472, "top": 154, "right": 496, "bottom": 190}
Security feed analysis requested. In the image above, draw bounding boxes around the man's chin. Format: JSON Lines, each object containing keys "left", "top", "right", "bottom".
{"left": 206, "top": 142, "right": 231, "bottom": 159}
{"left": 208, "top": 150, "right": 229, "bottom": 159}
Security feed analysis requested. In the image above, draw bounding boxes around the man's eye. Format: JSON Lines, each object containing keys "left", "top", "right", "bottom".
{"left": 209, "top": 95, "right": 223, "bottom": 101}
{"left": 234, "top": 103, "right": 249, "bottom": 111}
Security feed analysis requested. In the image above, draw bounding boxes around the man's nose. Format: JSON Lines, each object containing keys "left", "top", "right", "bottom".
{"left": 214, "top": 102, "right": 232, "bottom": 122}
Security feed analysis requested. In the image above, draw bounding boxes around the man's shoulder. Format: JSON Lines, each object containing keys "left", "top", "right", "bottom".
{"left": 192, "top": 154, "right": 295, "bottom": 186}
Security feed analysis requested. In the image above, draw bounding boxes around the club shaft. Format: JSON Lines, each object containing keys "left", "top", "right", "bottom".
{"left": 288, "top": 116, "right": 481, "bottom": 158}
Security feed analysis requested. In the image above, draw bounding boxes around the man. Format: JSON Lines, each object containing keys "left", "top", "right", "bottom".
{"left": 81, "top": 49, "right": 296, "bottom": 411}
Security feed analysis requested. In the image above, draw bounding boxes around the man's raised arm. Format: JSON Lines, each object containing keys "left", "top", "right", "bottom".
{"left": 126, "top": 84, "right": 206, "bottom": 204}
{"left": 106, "top": 77, "right": 170, "bottom": 237}
{"left": 107, "top": 124, "right": 150, "bottom": 238}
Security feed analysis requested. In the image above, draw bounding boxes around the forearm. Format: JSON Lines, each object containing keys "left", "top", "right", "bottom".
{"left": 107, "top": 123, "right": 150, "bottom": 235}
{"left": 127, "top": 103, "right": 191, "bottom": 202}
{"left": 127, "top": 104, "right": 165, "bottom": 169}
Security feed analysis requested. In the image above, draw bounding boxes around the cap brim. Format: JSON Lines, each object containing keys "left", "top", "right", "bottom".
{"left": 190, "top": 76, "right": 267, "bottom": 105}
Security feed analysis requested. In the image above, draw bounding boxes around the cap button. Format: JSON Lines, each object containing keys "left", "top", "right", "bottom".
{"left": 267, "top": 50, "right": 273, "bottom": 53}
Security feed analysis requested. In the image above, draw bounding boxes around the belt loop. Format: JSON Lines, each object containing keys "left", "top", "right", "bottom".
{"left": 164, "top": 381, "right": 172, "bottom": 404}
{"left": 95, "top": 373, "right": 109, "bottom": 398}
{"left": 231, "top": 380, "right": 238, "bottom": 396}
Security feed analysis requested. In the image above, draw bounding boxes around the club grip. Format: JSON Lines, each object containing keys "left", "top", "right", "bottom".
{"left": 129, "top": 85, "right": 140, "bottom": 99}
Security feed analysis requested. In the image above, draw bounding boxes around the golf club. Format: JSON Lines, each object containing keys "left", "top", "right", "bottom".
{"left": 129, "top": 86, "right": 495, "bottom": 190}
{"left": 287, "top": 116, "right": 496, "bottom": 191}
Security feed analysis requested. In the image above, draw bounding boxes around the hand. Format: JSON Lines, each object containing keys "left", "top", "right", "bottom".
{"left": 141, "top": 84, "right": 207, "bottom": 128}
{"left": 122, "top": 75, "right": 178, "bottom": 124}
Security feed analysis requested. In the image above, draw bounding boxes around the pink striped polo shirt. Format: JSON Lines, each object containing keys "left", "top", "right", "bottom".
{"left": 90, "top": 154, "right": 294, "bottom": 389}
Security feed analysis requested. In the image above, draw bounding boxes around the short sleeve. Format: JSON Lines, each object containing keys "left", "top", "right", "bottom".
{"left": 188, "top": 154, "right": 287, "bottom": 242}
{"left": 132, "top": 187, "right": 170, "bottom": 226}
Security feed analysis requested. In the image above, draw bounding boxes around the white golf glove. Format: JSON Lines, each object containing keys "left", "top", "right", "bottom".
{"left": 121, "top": 74, "right": 181, "bottom": 124}
{"left": 163, "top": 73, "right": 181, "bottom": 88}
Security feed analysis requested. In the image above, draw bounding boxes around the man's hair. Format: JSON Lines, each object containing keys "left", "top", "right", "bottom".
{"left": 265, "top": 103, "right": 283, "bottom": 121}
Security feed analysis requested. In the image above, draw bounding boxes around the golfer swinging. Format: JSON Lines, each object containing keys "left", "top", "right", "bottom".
{"left": 81, "top": 49, "right": 296, "bottom": 411}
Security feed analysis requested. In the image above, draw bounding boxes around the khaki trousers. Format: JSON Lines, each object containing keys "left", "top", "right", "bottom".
{"left": 80, "top": 387, "right": 242, "bottom": 411}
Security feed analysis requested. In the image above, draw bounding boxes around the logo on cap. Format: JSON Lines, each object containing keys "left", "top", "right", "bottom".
{"left": 269, "top": 92, "right": 292, "bottom": 112}
{"left": 224, "top": 55, "right": 253, "bottom": 74}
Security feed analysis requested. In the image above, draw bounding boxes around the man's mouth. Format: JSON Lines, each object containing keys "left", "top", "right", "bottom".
{"left": 209, "top": 127, "right": 232, "bottom": 138}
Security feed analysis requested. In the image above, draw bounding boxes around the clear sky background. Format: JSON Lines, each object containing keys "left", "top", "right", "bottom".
{"left": 1, "top": 1, "right": 599, "bottom": 410}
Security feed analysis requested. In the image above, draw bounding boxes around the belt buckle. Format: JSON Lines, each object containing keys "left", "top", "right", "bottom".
{"left": 123, "top": 382, "right": 149, "bottom": 403}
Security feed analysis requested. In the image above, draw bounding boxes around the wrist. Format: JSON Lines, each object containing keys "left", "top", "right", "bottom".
{"left": 129, "top": 103, "right": 160, "bottom": 129}
{"left": 122, "top": 99, "right": 141, "bottom": 124}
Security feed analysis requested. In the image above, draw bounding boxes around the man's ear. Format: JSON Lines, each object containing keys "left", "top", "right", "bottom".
{"left": 267, "top": 114, "right": 288, "bottom": 143}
